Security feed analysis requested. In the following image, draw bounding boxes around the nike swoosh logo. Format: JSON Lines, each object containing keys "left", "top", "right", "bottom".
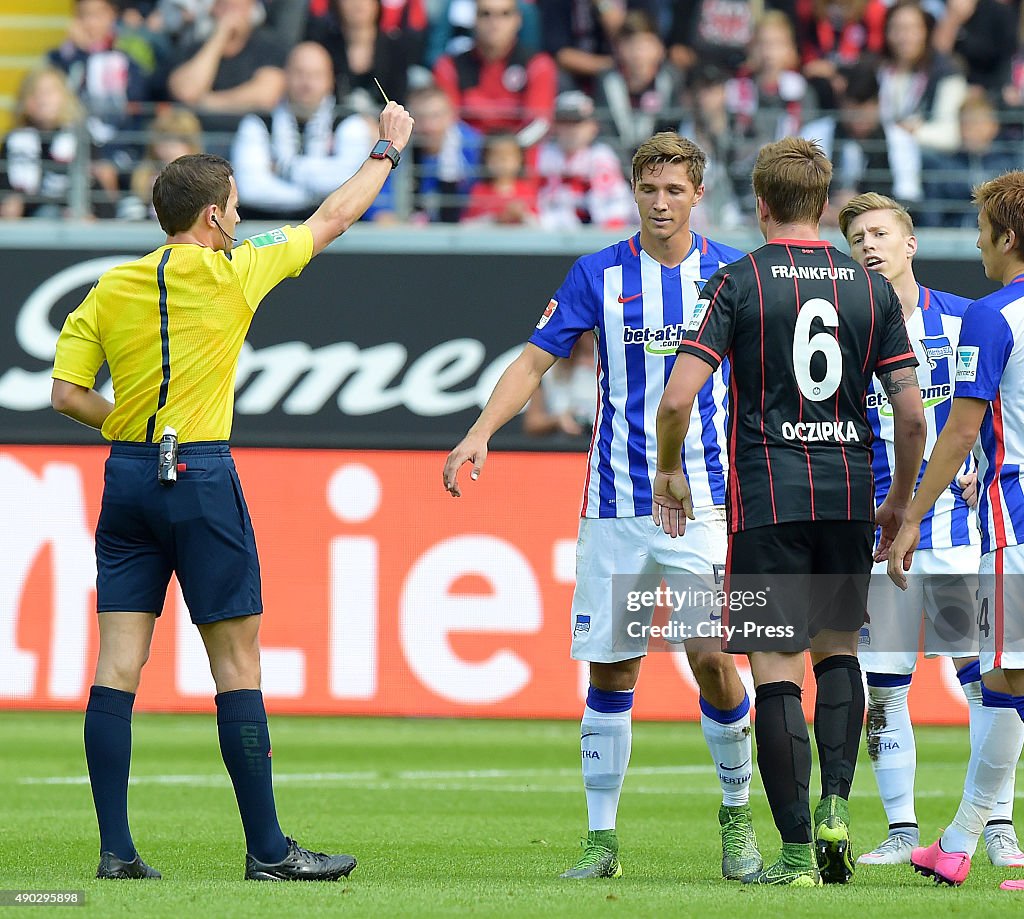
{"left": 581, "top": 732, "right": 600, "bottom": 739}
{"left": 618, "top": 292, "right": 643, "bottom": 303}
{"left": 720, "top": 759, "right": 751, "bottom": 771}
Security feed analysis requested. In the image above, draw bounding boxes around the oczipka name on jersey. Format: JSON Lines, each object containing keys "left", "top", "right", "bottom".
{"left": 770, "top": 265, "right": 856, "bottom": 281}
{"left": 622, "top": 323, "right": 687, "bottom": 356}
{"left": 781, "top": 420, "right": 861, "bottom": 442}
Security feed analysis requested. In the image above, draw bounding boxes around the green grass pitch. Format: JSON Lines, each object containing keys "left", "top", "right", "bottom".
{"left": 1, "top": 712, "right": 1021, "bottom": 917}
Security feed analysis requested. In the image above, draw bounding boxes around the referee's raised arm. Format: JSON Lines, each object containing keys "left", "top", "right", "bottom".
{"left": 303, "top": 101, "right": 414, "bottom": 257}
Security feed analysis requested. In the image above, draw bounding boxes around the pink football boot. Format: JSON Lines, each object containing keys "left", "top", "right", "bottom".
{"left": 911, "top": 839, "right": 971, "bottom": 886}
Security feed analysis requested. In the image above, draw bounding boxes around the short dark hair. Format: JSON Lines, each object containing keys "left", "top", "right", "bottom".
{"left": 152, "top": 153, "right": 233, "bottom": 235}
{"left": 842, "top": 63, "right": 880, "bottom": 105}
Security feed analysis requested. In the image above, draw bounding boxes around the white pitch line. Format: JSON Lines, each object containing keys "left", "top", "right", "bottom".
{"left": 396, "top": 765, "right": 713, "bottom": 780}
{"left": 18, "top": 765, "right": 714, "bottom": 786}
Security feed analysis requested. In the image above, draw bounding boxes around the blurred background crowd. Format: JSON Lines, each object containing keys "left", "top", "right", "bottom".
{"left": 1, "top": 0, "right": 1022, "bottom": 229}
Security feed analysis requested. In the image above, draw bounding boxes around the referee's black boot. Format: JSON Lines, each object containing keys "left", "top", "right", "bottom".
{"left": 96, "top": 851, "right": 162, "bottom": 879}
{"left": 245, "top": 837, "right": 357, "bottom": 881}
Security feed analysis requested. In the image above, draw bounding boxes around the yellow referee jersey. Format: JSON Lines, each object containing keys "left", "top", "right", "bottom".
{"left": 52, "top": 225, "right": 313, "bottom": 443}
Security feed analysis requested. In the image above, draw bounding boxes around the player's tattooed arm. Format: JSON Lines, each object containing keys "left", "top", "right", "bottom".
{"left": 880, "top": 368, "right": 919, "bottom": 397}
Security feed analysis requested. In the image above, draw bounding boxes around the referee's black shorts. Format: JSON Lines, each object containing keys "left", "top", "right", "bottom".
{"left": 723, "top": 520, "right": 874, "bottom": 653}
{"left": 95, "top": 441, "right": 262, "bottom": 623}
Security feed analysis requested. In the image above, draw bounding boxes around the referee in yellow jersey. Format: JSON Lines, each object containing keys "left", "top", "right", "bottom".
{"left": 50, "top": 101, "right": 413, "bottom": 882}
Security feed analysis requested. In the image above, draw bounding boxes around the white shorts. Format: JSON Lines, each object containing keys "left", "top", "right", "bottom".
{"left": 570, "top": 507, "right": 727, "bottom": 664}
{"left": 980, "top": 545, "right": 1024, "bottom": 674}
{"left": 860, "top": 544, "right": 981, "bottom": 675}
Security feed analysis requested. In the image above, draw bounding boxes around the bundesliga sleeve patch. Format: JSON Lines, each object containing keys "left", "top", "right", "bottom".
{"left": 248, "top": 228, "right": 289, "bottom": 248}
{"left": 536, "top": 299, "right": 558, "bottom": 329}
{"left": 688, "top": 299, "right": 710, "bottom": 331}
{"left": 955, "top": 346, "right": 979, "bottom": 381}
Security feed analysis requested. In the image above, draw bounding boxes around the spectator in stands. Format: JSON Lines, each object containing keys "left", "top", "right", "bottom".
{"left": 536, "top": 90, "right": 634, "bottom": 229}
{"left": 407, "top": 84, "right": 482, "bottom": 223}
{"left": 821, "top": 62, "right": 922, "bottom": 223}
{"left": 676, "top": 62, "right": 744, "bottom": 229}
{"left": 305, "top": 0, "right": 410, "bottom": 113}
{"left": 921, "top": 95, "right": 1020, "bottom": 227}
{"left": 932, "top": 0, "right": 1016, "bottom": 99}
{"left": 795, "top": 0, "right": 886, "bottom": 87}
{"left": 1001, "top": 52, "right": 1024, "bottom": 140}
{"left": 265, "top": 0, "right": 310, "bottom": 49}
{"left": 668, "top": 0, "right": 796, "bottom": 77}
{"left": 426, "top": 0, "right": 540, "bottom": 66}
{"left": 165, "top": 0, "right": 286, "bottom": 146}
{"left": 878, "top": 0, "right": 968, "bottom": 155}
{"left": 433, "top": 0, "right": 556, "bottom": 148}
{"left": 230, "top": 41, "right": 394, "bottom": 221}
{"left": 523, "top": 336, "right": 597, "bottom": 439}
{"left": 726, "top": 11, "right": 832, "bottom": 161}
{"left": 121, "top": 105, "right": 204, "bottom": 219}
{"left": 141, "top": 0, "right": 215, "bottom": 49}
{"left": 310, "top": 0, "right": 429, "bottom": 51}
{"left": 0, "top": 67, "right": 115, "bottom": 219}
{"left": 594, "top": 11, "right": 678, "bottom": 156}
{"left": 540, "top": 0, "right": 627, "bottom": 91}
{"left": 46, "top": 0, "right": 153, "bottom": 189}
{"left": 462, "top": 133, "right": 538, "bottom": 223}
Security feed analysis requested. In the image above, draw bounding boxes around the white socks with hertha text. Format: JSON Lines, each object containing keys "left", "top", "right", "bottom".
{"left": 580, "top": 688, "right": 633, "bottom": 831}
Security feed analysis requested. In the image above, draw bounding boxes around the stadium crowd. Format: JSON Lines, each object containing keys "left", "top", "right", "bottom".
{"left": 1, "top": 0, "right": 1023, "bottom": 227}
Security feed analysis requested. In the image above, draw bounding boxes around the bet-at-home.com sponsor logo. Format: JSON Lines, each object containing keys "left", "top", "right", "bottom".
{"left": 866, "top": 383, "right": 953, "bottom": 417}
{"left": 623, "top": 323, "right": 687, "bottom": 356}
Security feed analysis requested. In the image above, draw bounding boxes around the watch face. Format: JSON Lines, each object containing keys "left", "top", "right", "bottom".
{"left": 372, "top": 140, "right": 392, "bottom": 155}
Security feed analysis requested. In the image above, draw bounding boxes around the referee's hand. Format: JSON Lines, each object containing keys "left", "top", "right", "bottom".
{"left": 443, "top": 433, "right": 488, "bottom": 498}
{"left": 652, "top": 469, "right": 695, "bottom": 538}
{"left": 379, "top": 100, "right": 414, "bottom": 152}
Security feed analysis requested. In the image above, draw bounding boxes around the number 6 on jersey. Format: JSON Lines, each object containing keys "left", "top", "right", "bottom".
{"left": 793, "top": 297, "right": 842, "bottom": 401}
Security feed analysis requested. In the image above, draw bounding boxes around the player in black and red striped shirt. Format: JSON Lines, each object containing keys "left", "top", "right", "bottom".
{"left": 653, "top": 138, "right": 927, "bottom": 886}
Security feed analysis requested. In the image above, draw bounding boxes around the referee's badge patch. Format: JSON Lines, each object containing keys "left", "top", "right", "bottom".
{"left": 536, "top": 299, "right": 558, "bottom": 329}
{"left": 956, "top": 346, "right": 979, "bottom": 382}
{"left": 249, "top": 228, "right": 289, "bottom": 248}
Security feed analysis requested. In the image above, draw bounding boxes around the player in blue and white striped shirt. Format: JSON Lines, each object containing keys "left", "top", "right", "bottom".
{"left": 841, "top": 193, "right": 1024, "bottom": 870}
{"left": 444, "top": 133, "right": 760, "bottom": 882}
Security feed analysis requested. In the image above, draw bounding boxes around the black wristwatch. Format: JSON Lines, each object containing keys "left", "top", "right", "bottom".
{"left": 369, "top": 139, "right": 401, "bottom": 169}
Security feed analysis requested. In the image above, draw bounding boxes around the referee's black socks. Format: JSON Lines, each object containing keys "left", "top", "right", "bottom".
{"left": 85, "top": 685, "right": 137, "bottom": 861}
{"left": 813, "top": 654, "right": 864, "bottom": 802}
{"left": 216, "top": 689, "right": 289, "bottom": 864}
{"left": 754, "top": 681, "right": 812, "bottom": 844}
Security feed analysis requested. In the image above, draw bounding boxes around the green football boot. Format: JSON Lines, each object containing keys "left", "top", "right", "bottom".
{"left": 744, "top": 843, "right": 822, "bottom": 887}
{"left": 814, "top": 794, "right": 855, "bottom": 884}
{"left": 559, "top": 830, "right": 623, "bottom": 879}
{"left": 719, "top": 804, "right": 763, "bottom": 881}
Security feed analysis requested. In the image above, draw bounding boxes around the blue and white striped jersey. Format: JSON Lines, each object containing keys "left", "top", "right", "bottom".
{"left": 529, "top": 232, "right": 743, "bottom": 518}
{"left": 866, "top": 285, "right": 977, "bottom": 549}
{"left": 954, "top": 274, "right": 1024, "bottom": 554}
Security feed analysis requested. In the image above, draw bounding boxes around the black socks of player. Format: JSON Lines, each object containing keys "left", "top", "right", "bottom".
{"left": 215, "top": 689, "right": 288, "bottom": 864}
{"left": 754, "top": 681, "right": 812, "bottom": 844}
{"left": 85, "top": 685, "right": 137, "bottom": 861}
{"left": 813, "top": 655, "right": 864, "bottom": 801}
